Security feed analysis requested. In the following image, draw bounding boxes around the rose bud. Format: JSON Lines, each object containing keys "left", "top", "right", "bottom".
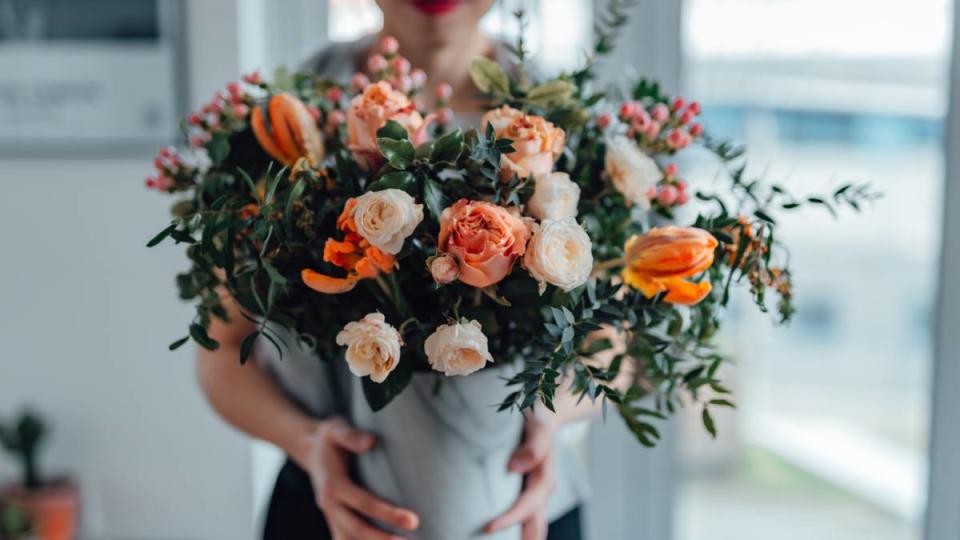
{"left": 429, "top": 254, "right": 461, "bottom": 285}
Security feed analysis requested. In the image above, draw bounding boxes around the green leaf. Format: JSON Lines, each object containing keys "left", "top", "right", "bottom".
{"left": 702, "top": 408, "right": 717, "bottom": 438}
{"left": 239, "top": 332, "right": 259, "bottom": 365}
{"left": 430, "top": 128, "right": 463, "bottom": 164}
{"left": 206, "top": 131, "right": 230, "bottom": 166}
{"left": 581, "top": 338, "right": 612, "bottom": 356}
{"left": 369, "top": 171, "right": 415, "bottom": 192}
{"left": 285, "top": 178, "right": 306, "bottom": 230}
{"left": 377, "top": 138, "right": 416, "bottom": 169}
{"left": 168, "top": 336, "right": 190, "bottom": 351}
{"left": 189, "top": 323, "right": 220, "bottom": 351}
{"left": 526, "top": 80, "right": 576, "bottom": 107}
{"left": 262, "top": 260, "right": 288, "bottom": 285}
{"left": 146, "top": 223, "right": 177, "bottom": 248}
{"left": 362, "top": 359, "right": 413, "bottom": 411}
{"left": 423, "top": 177, "right": 446, "bottom": 223}
{"left": 377, "top": 120, "right": 409, "bottom": 141}
{"left": 469, "top": 57, "right": 511, "bottom": 96}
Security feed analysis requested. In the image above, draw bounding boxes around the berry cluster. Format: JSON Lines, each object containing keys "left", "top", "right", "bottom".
{"left": 646, "top": 162, "right": 691, "bottom": 210}
{"left": 185, "top": 77, "right": 258, "bottom": 148}
{"left": 145, "top": 146, "right": 197, "bottom": 192}
{"left": 619, "top": 97, "right": 703, "bottom": 154}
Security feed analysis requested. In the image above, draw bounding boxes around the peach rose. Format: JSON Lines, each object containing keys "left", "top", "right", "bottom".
{"left": 424, "top": 320, "right": 493, "bottom": 376}
{"left": 335, "top": 312, "right": 402, "bottom": 383}
{"left": 481, "top": 105, "right": 565, "bottom": 181}
{"left": 438, "top": 199, "right": 533, "bottom": 288}
{"left": 347, "top": 81, "right": 432, "bottom": 169}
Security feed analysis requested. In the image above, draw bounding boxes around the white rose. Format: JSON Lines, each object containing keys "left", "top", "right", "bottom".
{"left": 424, "top": 320, "right": 493, "bottom": 376}
{"left": 527, "top": 172, "right": 581, "bottom": 221}
{"left": 335, "top": 312, "right": 403, "bottom": 383}
{"left": 604, "top": 136, "right": 660, "bottom": 209}
{"left": 523, "top": 218, "right": 594, "bottom": 294}
{"left": 352, "top": 188, "right": 424, "bottom": 254}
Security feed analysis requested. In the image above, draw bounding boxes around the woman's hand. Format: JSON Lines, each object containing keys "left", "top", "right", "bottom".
{"left": 304, "top": 416, "right": 420, "bottom": 540}
{"left": 484, "top": 415, "right": 557, "bottom": 540}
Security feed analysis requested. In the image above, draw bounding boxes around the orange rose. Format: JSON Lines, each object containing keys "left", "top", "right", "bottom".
{"left": 251, "top": 93, "right": 324, "bottom": 166}
{"left": 347, "top": 81, "right": 432, "bottom": 169}
{"left": 302, "top": 198, "right": 396, "bottom": 294}
{"left": 481, "top": 105, "right": 565, "bottom": 181}
{"left": 621, "top": 226, "right": 718, "bottom": 305}
{"left": 438, "top": 199, "right": 533, "bottom": 288}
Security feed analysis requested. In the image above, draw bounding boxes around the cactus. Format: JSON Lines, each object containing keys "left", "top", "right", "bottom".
{"left": 0, "top": 411, "right": 46, "bottom": 490}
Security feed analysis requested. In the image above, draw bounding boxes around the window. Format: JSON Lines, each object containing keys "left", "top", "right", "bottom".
{"left": 675, "top": 1, "right": 950, "bottom": 538}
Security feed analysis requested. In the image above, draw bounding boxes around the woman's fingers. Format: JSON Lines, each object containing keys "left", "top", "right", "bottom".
{"left": 339, "top": 482, "right": 420, "bottom": 531}
{"left": 485, "top": 455, "right": 556, "bottom": 533}
{"left": 323, "top": 416, "right": 376, "bottom": 454}
{"left": 327, "top": 502, "right": 407, "bottom": 540}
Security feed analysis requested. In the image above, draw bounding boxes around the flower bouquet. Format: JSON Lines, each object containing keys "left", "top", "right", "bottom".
{"left": 146, "top": 8, "right": 874, "bottom": 448}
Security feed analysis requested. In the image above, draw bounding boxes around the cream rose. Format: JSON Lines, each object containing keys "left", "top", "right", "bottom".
{"left": 347, "top": 81, "right": 432, "bottom": 169}
{"left": 605, "top": 136, "right": 661, "bottom": 209}
{"left": 424, "top": 320, "right": 493, "bottom": 376}
{"left": 527, "top": 172, "right": 580, "bottom": 221}
{"left": 351, "top": 188, "right": 424, "bottom": 255}
{"left": 335, "top": 312, "right": 403, "bottom": 383}
{"left": 523, "top": 218, "right": 594, "bottom": 294}
{"left": 481, "top": 105, "right": 566, "bottom": 180}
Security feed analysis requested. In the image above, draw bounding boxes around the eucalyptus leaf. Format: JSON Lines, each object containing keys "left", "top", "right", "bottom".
{"left": 469, "top": 57, "right": 511, "bottom": 96}
{"left": 526, "top": 80, "right": 576, "bottom": 107}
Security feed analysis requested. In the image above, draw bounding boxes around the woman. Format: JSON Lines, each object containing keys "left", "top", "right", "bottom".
{"left": 197, "top": 1, "right": 606, "bottom": 539}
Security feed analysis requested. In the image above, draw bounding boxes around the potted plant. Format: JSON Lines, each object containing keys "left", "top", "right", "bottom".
{"left": 0, "top": 411, "right": 78, "bottom": 540}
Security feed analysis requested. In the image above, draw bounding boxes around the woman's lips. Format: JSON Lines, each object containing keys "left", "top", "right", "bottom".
{"left": 410, "top": 0, "right": 460, "bottom": 16}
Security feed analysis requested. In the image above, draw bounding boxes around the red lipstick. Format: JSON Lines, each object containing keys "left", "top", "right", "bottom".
{"left": 411, "top": 0, "right": 461, "bottom": 16}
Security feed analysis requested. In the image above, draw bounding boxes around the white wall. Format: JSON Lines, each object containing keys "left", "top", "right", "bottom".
{"left": 0, "top": 1, "right": 267, "bottom": 538}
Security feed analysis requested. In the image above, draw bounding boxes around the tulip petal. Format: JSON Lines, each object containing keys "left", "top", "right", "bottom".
{"left": 621, "top": 268, "right": 666, "bottom": 298}
{"left": 661, "top": 278, "right": 713, "bottom": 305}
{"left": 251, "top": 104, "right": 296, "bottom": 165}
{"left": 302, "top": 269, "right": 359, "bottom": 294}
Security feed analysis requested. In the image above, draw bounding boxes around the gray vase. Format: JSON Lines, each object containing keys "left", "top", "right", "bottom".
{"left": 348, "top": 367, "right": 525, "bottom": 540}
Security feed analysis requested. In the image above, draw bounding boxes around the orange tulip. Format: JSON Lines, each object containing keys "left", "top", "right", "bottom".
{"left": 251, "top": 93, "right": 324, "bottom": 167}
{"left": 621, "top": 226, "right": 718, "bottom": 305}
{"left": 302, "top": 198, "right": 396, "bottom": 295}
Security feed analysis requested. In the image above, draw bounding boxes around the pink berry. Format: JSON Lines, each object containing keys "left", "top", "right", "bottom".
{"left": 391, "top": 56, "right": 411, "bottom": 75}
{"left": 232, "top": 103, "right": 250, "bottom": 118}
{"left": 437, "top": 107, "right": 455, "bottom": 125}
{"left": 145, "top": 176, "right": 157, "bottom": 189}
{"left": 645, "top": 186, "right": 658, "bottom": 200}
{"left": 393, "top": 75, "right": 413, "bottom": 93}
{"left": 676, "top": 179, "right": 688, "bottom": 191}
{"left": 209, "top": 100, "right": 223, "bottom": 114}
{"left": 227, "top": 82, "right": 243, "bottom": 100}
{"left": 651, "top": 103, "right": 670, "bottom": 123}
{"left": 380, "top": 35, "right": 400, "bottom": 55}
{"left": 308, "top": 106, "right": 321, "bottom": 122}
{"left": 156, "top": 176, "right": 174, "bottom": 191}
{"left": 191, "top": 135, "right": 207, "bottom": 147}
{"left": 679, "top": 110, "right": 695, "bottom": 125}
{"left": 644, "top": 121, "right": 662, "bottom": 140}
{"left": 596, "top": 113, "right": 612, "bottom": 129}
{"left": 242, "top": 71, "right": 262, "bottom": 85}
{"left": 411, "top": 69, "right": 427, "bottom": 88}
{"left": 351, "top": 73, "right": 370, "bottom": 91}
{"left": 666, "top": 128, "right": 690, "bottom": 150}
{"left": 626, "top": 127, "right": 637, "bottom": 139}
{"left": 658, "top": 185, "right": 678, "bottom": 206}
{"left": 367, "top": 54, "right": 388, "bottom": 73}
{"left": 153, "top": 157, "right": 166, "bottom": 170}
{"left": 676, "top": 189, "right": 690, "bottom": 205}
{"left": 326, "top": 87, "right": 343, "bottom": 102}
{"left": 688, "top": 101, "right": 702, "bottom": 115}
{"left": 631, "top": 109, "right": 651, "bottom": 129}
{"left": 159, "top": 146, "right": 174, "bottom": 158}
{"left": 619, "top": 101, "right": 641, "bottom": 119}
{"left": 434, "top": 82, "right": 453, "bottom": 101}
{"left": 187, "top": 112, "right": 202, "bottom": 126}
{"left": 671, "top": 97, "right": 686, "bottom": 112}
{"left": 664, "top": 163, "right": 679, "bottom": 177}
{"left": 690, "top": 123, "right": 704, "bottom": 137}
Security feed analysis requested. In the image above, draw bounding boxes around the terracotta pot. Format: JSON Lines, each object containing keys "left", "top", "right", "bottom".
{"left": 2, "top": 480, "right": 79, "bottom": 540}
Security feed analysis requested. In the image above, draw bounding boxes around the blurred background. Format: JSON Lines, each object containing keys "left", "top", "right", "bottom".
{"left": 0, "top": 0, "right": 958, "bottom": 539}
